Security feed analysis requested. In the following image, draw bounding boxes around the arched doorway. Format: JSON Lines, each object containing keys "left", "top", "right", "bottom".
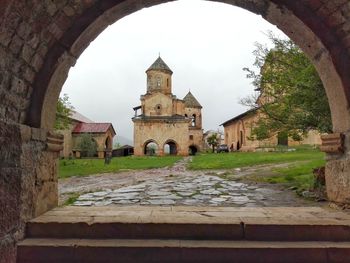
{"left": 104, "top": 136, "right": 112, "bottom": 158}
{"left": 14, "top": 0, "right": 350, "bottom": 206}
{"left": 144, "top": 140, "right": 159, "bottom": 156}
{"left": 189, "top": 145, "right": 198, "bottom": 156}
{"left": 163, "top": 140, "right": 178, "bottom": 155}
{"left": 2, "top": 1, "right": 350, "bottom": 261}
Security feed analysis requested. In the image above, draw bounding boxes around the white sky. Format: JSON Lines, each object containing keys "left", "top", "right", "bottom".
{"left": 61, "top": 0, "right": 286, "bottom": 142}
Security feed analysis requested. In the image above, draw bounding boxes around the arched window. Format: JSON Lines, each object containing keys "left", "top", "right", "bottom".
{"left": 191, "top": 114, "right": 196, "bottom": 127}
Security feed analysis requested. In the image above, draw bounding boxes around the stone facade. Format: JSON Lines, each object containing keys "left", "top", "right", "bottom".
{"left": 72, "top": 123, "right": 115, "bottom": 159}
{"left": 133, "top": 57, "right": 203, "bottom": 156}
{"left": 58, "top": 112, "right": 115, "bottom": 159}
{"left": 2, "top": 1, "right": 350, "bottom": 262}
{"left": 222, "top": 109, "right": 322, "bottom": 151}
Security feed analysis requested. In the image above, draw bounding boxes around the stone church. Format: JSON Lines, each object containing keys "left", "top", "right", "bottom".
{"left": 132, "top": 57, "right": 203, "bottom": 156}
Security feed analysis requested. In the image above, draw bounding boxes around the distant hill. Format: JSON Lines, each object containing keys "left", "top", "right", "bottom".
{"left": 114, "top": 135, "right": 133, "bottom": 147}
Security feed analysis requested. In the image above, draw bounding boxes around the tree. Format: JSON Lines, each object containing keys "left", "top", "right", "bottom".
{"left": 79, "top": 134, "right": 97, "bottom": 157}
{"left": 242, "top": 32, "right": 332, "bottom": 140}
{"left": 55, "top": 93, "right": 74, "bottom": 130}
{"left": 207, "top": 133, "right": 220, "bottom": 152}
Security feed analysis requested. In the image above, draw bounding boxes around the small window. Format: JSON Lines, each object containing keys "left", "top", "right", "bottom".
{"left": 191, "top": 114, "right": 196, "bottom": 127}
{"left": 155, "top": 104, "right": 162, "bottom": 114}
{"left": 189, "top": 135, "right": 194, "bottom": 140}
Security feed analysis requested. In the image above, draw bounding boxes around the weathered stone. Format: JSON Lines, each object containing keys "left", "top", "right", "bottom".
{"left": 326, "top": 158, "right": 350, "bottom": 203}
{"left": 148, "top": 199, "right": 176, "bottom": 205}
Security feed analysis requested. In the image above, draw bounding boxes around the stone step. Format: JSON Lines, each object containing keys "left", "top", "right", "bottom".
{"left": 26, "top": 206, "right": 350, "bottom": 241}
{"left": 17, "top": 238, "right": 350, "bottom": 263}
{"left": 26, "top": 219, "right": 350, "bottom": 241}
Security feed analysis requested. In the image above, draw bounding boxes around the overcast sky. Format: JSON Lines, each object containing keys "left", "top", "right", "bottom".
{"left": 61, "top": 0, "right": 286, "bottom": 143}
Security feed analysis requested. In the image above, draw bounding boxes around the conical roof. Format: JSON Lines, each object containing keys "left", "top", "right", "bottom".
{"left": 183, "top": 91, "right": 202, "bottom": 108}
{"left": 146, "top": 56, "right": 173, "bottom": 74}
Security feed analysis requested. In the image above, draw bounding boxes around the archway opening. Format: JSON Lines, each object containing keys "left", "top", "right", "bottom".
{"left": 104, "top": 136, "right": 112, "bottom": 158}
{"left": 10, "top": 0, "right": 350, "bottom": 218}
{"left": 189, "top": 145, "right": 198, "bottom": 156}
{"left": 144, "top": 141, "right": 159, "bottom": 156}
{"left": 164, "top": 141, "right": 178, "bottom": 155}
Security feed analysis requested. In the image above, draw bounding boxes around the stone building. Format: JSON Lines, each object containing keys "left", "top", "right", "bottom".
{"left": 58, "top": 111, "right": 116, "bottom": 159}
{"left": 132, "top": 57, "right": 203, "bottom": 156}
{"left": 221, "top": 108, "right": 322, "bottom": 151}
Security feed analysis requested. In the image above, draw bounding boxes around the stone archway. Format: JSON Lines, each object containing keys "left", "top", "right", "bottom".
{"left": 2, "top": 1, "right": 350, "bottom": 262}
{"left": 143, "top": 140, "right": 160, "bottom": 156}
{"left": 189, "top": 145, "right": 198, "bottom": 156}
{"left": 163, "top": 140, "right": 179, "bottom": 155}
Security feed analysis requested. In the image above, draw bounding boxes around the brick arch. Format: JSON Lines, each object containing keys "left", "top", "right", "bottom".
{"left": 6, "top": 0, "right": 346, "bottom": 133}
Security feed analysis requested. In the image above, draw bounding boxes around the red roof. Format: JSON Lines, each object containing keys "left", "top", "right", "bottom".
{"left": 72, "top": 123, "right": 115, "bottom": 135}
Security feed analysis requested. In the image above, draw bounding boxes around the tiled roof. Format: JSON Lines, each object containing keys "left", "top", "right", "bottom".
{"left": 70, "top": 111, "right": 93, "bottom": 123}
{"left": 146, "top": 56, "right": 173, "bottom": 74}
{"left": 220, "top": 108, "right": 258, "bottom": 126}
{"left": 73, "top": 123, "right": 116, "bottom": 135}
{"left": 183, "top": 91, "right": 202, "bottom": 108}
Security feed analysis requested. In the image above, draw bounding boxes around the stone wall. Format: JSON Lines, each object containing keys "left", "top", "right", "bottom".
{"left": 133, "top": 120, "right": 189, "bottom": 156}
{"left": 189, "top": 128, "right": 204, "bottom": 151}
{"left": 223, "top": 111, "right": 322, "bottom": 151}
{"left": 0, "top": 120, "right": 59, "bottom": 263}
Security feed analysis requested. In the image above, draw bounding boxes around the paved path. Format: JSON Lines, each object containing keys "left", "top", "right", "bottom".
{"left": 59, "top": 157, "right": 323, "bottom": 207}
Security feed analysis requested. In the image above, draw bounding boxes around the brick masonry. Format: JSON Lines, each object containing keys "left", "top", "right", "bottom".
{"left": 1, "top": 1, "right": 350, "bottom": 262}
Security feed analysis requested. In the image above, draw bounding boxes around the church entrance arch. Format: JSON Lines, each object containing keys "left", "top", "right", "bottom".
{"left": 163, "top": 140, "right": 178, "bottom": 156}
{"left": 189, "top": 145, "right": 198, "bottom": 156}
{"left": 144, "top": 140, "right": 159, "bottom": 156}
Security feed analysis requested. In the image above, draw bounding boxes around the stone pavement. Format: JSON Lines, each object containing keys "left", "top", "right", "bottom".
{"left": 70, "top": 158, "right": 320, "bottom": 207}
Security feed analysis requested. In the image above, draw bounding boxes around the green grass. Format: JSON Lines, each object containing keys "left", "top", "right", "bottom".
{"left": 268, "top": 159, "right": 326, "bottom": 194}
{"left": 59, "top": 156, "right": 182, "bottom": 179}
{"left": 62, "top": 193, "right": 81, "bottom": 206}
{"left": 189, "top": 146, "right": 325, "bottom": 196}
{"left": 189, "top": 146, "right": 324, "bottom": 170}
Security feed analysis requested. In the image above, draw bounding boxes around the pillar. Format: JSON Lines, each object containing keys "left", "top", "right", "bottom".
{"left": 0, "top": 120, "right": 63, "bottom": 263}
{"left": 321, "top": 133, "right": 350, "bottom": 205}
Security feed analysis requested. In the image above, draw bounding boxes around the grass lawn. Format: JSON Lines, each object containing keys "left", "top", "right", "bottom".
{"left": 189, "top": 147, "right": 324, "bottom": 170}
{"left": 59, "top": 156, "right": 182, "bottom": 179}
{"left": 190, "top": 146, "right": 326, "bottom": 195}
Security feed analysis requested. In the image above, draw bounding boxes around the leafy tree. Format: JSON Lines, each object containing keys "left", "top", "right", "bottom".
{"left": 79, "top": 134, "right": 97, "bottom": 157}
{"left": 242, "top": 32, "right": 332, "bottom": 140}
{"left": 207, "top": 133, "right": 220, "bottom": 152}
{"left": 55, "top": 93, "right": 74, "bottom": 130}
{"left": 114, "top": 142, "right": 122, "bottom": 149}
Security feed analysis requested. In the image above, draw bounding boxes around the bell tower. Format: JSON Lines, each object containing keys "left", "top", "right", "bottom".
{"left": 146, "top": 56, "right": 173, "bottom": 95}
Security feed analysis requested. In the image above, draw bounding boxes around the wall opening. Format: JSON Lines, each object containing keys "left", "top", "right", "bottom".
{"left": 144, "top": 141, "right": 159, "bottom": 156}
{"left": 164, "top": 141, "right": 178, "bottom": 155}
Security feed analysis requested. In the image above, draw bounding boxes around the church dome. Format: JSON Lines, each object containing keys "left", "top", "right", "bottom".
{"left": 183, "top": 91, "right": 202, "bottom": 108}
{"left": 146, "top": 56, "right": 173, "bottom": 74}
